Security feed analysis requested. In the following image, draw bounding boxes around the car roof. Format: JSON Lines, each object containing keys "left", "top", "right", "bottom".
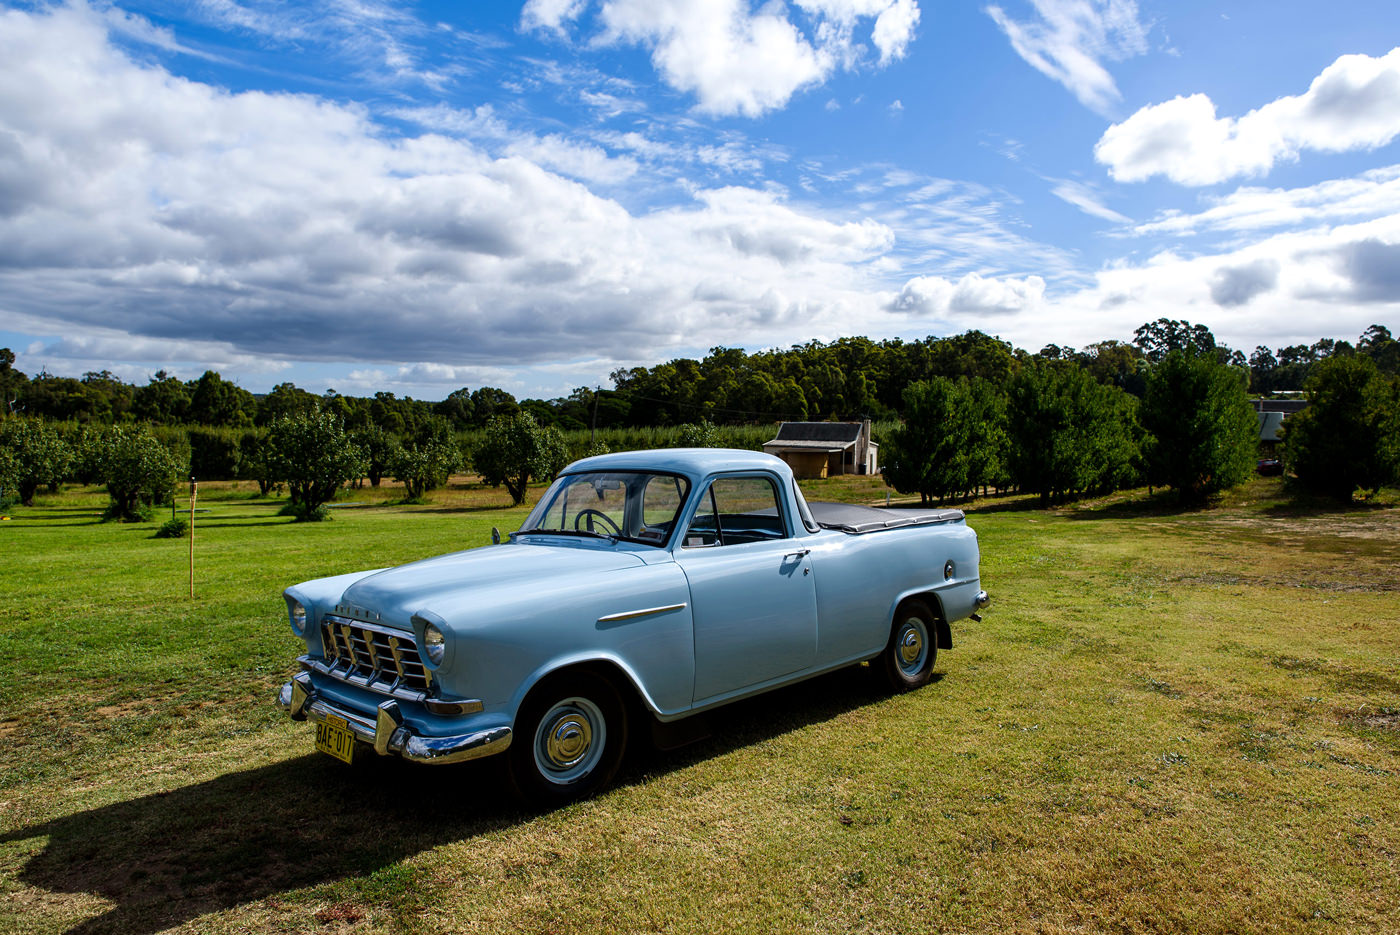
{"left": 562, "top": 447, "right": 793, "bottom": 482}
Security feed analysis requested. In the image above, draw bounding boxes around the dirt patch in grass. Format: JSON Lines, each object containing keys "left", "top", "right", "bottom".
{"left": 93, "top": 700, "right": 154, "bottom": 720}
{"left": 1342, "top": 707, "right": 1400, "bottom": 733}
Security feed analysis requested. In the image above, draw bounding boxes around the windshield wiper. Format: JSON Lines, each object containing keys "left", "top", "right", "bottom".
{"left": 514, "top": 528, "right": 616, "bottom": 542}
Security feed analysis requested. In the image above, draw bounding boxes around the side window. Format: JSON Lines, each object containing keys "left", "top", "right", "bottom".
{"left": 683, "top": 487, "right": 720, "bottom": 548}
{"left": 639, "top": 475, "right": 687, "bottom": 543}
{"left": 683, "top": 476, "right": 785, "bottom": 547}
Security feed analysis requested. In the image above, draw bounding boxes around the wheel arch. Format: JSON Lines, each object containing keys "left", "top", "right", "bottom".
{"left": 891, "top": 589, "right": 953, "bottom": 650}
{"left": 511, "top": 653, "right": 658, "bottom": 727}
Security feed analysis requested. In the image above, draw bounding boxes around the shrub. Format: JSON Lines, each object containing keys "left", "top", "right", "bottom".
{"left": 473, "top": 412, "right": 568, "bottom": 505}
{"left": 277, "top": 501, "right": 331, "bottom": 522}
{"left": 1006, "top": 362, "right": 1141, "bottom": 507}
{"left": 884, "top": 378, "right": 1007, "bottom": 505}
{"left": 237, "top": 430, "right": 279, "bottom": 496}
{"left": 61, "top": 423, "right": 107, "bottom": 485}
{"left": 1284, "top": 355, "right": 1400, "bottom": 501}
{"left": 153, "top": 517, "right": 189, "bottom": 538}
{"left": 0, "top": 417, "right": 71, "bottom": 505}
{"left": 350, "top": 425, "right": 400, "bottom": 488}
{"left": 98, "top": 425, "right": 180, "bottom": 522}
{"left": 392, "top": 417, "right": 460, "bottom": 500}
{"left": 1140, "top": 350, "right": 1257, "bottom": 502}
{"left": 0, "top": 444, "right": 17, "bottom": 509}
{"left": 264, "top": 412, "right": 365, "bottom": 519}
{"left": 675, "top": 420, "right": 719, "bottom": 448}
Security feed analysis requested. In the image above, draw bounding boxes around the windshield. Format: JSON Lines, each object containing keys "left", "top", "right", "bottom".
{"left": 519, "top": 471, "right": 691, "bottom": 547}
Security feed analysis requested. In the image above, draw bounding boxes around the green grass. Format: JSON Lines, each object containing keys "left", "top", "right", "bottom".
{"left": 1, "top": 475, "right": 1397, "bottom": 934}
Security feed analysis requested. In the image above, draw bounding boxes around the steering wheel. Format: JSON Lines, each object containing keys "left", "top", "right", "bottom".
{"left": 574, "top": 509, "right": 622, "bottom": 536}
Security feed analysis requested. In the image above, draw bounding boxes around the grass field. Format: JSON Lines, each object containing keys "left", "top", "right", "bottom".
{"left": 0, "top": 474, "right": 1397, "bottom": 934}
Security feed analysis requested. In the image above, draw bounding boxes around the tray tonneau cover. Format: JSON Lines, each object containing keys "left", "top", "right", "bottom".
{"left": 809, "top": 502, "right": 964, "bottom": 534}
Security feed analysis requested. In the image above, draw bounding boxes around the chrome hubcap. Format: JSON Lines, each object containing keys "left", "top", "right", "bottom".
{"left": 896, "top": 618, "right": 927, "bottom": 675}
{"left": 534, "top": 696, "right": 605, "bottom": 784}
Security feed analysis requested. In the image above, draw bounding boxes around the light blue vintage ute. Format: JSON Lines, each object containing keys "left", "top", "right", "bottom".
{"left": 278, "top": 448, "right": 988, "bottom": 802}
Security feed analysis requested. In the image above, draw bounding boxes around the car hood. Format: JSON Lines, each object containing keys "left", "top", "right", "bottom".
{"left": 336, "top": 541, "right": 649, "bottom": 626}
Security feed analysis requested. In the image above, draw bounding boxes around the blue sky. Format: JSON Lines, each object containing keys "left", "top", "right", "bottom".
{"left": 1, "top": 0, "right": 1398, "bottom": 400}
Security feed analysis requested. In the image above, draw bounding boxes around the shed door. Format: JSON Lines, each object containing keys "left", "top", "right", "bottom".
{"left": 675, "top": 475, "right": 817, "bottom": 703}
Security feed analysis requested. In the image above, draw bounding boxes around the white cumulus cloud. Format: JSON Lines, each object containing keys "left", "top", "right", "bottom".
{"left": 1097, "top": 47, "right": 1400, "bottom": 186}
{"left": 0, "top": 2, "right": 919, "bottom": 378}
{"left": 523, "top": 0, "right": 922, "bottom": 117}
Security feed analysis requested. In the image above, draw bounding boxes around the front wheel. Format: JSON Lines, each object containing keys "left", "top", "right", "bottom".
{"left": 877, "top": 600, "right": 937, "bottom": 691}
{"left": 506, "top": 670, "right": 628, "bottom": 805}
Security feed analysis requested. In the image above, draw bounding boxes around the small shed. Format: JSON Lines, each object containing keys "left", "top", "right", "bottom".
{"left": 762, "top": 420, "right": 879, "bottom": 479}
{"left": 1251, "top": 398, "right": 1307, "bottom": 456}
{"left": 1257, "top": 411, "right": 1286, "bottom": 455}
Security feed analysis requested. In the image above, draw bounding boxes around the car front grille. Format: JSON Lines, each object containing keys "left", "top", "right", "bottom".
{"left": 319, "top": 614, "right": 431, "bottom": 693}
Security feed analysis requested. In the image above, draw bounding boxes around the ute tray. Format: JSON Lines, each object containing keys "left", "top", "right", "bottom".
{"left": 809, "top": 502, "right": 964, "bottom": 535}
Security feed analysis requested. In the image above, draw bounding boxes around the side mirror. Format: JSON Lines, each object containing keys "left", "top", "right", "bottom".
{"left": 491, "top": 526, "right": 501, "bottom": 545}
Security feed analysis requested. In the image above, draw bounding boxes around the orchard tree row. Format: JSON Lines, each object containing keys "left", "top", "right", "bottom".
{"left": 884, "top": 346, "right": 1400, "bottom": 506}
{"left": 0, "top": 406, "right": 581, "bottom": 520}
{"left": 3, "top": 322, "right": 1397, "bottom": 432}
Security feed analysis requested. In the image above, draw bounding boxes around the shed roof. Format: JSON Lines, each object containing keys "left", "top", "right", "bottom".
{"left": 762, "top": 439, "right": 850, "bottom": 452}
{"left": 773, "top": 421, "right": 863, "bottom": 443}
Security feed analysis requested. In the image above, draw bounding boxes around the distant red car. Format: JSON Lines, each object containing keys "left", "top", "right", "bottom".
{"left": 1256, "top": 458, "right": 1282, "bottom": 476}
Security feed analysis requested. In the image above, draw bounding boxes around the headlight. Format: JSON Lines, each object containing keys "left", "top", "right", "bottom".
{"left": 289, "top": 600, "right": 307, "bottom": 634}
{"left": 423, "top": 622, "right": 445, "bottom": 665}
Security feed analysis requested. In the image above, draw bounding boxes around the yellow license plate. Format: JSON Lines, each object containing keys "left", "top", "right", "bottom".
{"left": 315, "top": 714, "right": 356, "bottom": 764}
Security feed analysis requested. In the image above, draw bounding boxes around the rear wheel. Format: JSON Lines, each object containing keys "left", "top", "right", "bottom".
{"left": 507, "top": 670, "right": 628, "bottom": 805}
{"left": 878, "top": 600, "right": 937, "bottom": 691}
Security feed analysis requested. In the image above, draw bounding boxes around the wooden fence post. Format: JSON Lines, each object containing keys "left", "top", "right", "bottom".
{"left": 189, "top": 477, "right": 197, "bottom": 599}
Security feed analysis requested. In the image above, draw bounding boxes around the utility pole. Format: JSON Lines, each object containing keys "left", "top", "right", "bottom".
{"left": 590, "top": 386, "right": 600, "bottom": 446}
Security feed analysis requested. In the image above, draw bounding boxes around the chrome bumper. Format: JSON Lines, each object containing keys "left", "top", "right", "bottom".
{"left": 970, "top": 589, "right": 990, "bottom": 622}
{"left": 278, "top": 672, "right": 512, "bottom": 765}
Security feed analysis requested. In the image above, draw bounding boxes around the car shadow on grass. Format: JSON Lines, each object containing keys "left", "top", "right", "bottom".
{"left": 1, "top": 749, "right": 510, "bottom": 935}
{"left": 1, "top": 663, "right": 912, "bottom": 935}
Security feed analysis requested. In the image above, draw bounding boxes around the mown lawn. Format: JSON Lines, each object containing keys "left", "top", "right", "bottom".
{"left": 0, "top": 475, "right": 1396, "bottom": 934}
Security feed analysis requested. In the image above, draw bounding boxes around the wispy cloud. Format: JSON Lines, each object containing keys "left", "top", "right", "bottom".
{"left": 192, "top": 0, "right": 456, "bottom": 88}
{"left": 986, "top": 0, "right": 1148, "bottom": 116}
{"left": 1048, "top": 178, "right": 1131, "bottom": 223}
{"left": 1132, "top": 166, "right": 1400, "bottom": 237}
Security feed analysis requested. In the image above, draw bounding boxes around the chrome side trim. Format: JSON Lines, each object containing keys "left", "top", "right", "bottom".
{"left": 597, "top": 602, "right": 687, "bottom": 625}
{"left": 424, "top": 698, "right": 485, "bottom": 716}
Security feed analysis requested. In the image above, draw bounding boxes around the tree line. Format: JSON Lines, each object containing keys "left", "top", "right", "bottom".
{"left": 2, "top": 320, "right": 1397, "bottom": 516}
{"left": 4, "top": 322, "right": 1397, "bottom": 433}
{"left": 883, "top": 330, "right": 1399, "bottom": 507}
{"left": 0, "top": 406, "right": 580, "bottom": 521}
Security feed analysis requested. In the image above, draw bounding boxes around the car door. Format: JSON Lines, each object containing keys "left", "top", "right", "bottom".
{"left": 675, "top": 473, "right": 818, "bottom": 703}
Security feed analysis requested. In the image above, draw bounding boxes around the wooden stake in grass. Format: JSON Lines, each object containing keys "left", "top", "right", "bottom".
{"left": 188, "top": 477, "right": 197, "bottom": 599}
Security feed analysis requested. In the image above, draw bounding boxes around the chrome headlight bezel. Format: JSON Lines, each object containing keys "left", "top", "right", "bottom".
{"left": 288, "top": 597, "right": 308, "bottom": 635}
{"left": 422, "top": 622, "right": 446, "bottom": 665}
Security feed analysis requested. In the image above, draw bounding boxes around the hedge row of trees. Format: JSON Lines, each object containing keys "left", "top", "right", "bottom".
{"left": 4, "top": 323, "right": 1397, "bottom": 433}
{"left": 3, "top": 320, "right": 1397, "bottom": 513}
{"left": 0, "top": 405, "right": 585, "bottom": 520}
{"left": 883, "top": 343, "right": 1400, "bottom": 506}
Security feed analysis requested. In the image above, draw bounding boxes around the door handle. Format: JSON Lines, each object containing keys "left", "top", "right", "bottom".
{"left": 785, "top": 549, "right": 811, "bottom": 559}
